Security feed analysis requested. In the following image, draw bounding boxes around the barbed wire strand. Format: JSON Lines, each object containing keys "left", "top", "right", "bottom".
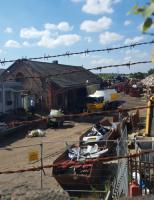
{"left": 0, "top": 148, "right": 154, "bottom": 175}
{"left": 1, "top": 60, "right": 152, "bottom": 82}
{"left": 5, "top": 104, "right": 153, "bottom": 127}
{"left": 0, "top": 40, "right": 154, "bottom": 65}
{"left": 1, "top": 160, "right": 153, "bottom": 176}
{"left": 1, "top": 138, "right": 154, "bottom": 151}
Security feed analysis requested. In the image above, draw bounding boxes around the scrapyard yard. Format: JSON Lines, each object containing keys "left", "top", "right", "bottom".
{"left": 0, "top": 94, "right": 147, "bottom": 192}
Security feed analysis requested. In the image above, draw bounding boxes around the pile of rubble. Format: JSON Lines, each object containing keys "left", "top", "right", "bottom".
{"left": 141, "top": 74, "right": 154, "bottom": 86}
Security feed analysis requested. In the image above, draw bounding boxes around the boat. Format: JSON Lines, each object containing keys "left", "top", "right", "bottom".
{"left": 79, "top": 120, "right": 120, "bottom": 151}
{"left": 52, "top": 145, "right": 106, "bottom": 191}
{"left": 53, "top": 119, "right": 120, "bottom": 192}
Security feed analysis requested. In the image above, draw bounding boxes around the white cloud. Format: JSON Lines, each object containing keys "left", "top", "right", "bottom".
{"left": 38, "top": 34, "right": 81, "bottom": 48}
{"left": 80, "top": 16, "right": 112, "bottom": 32}
{"left": 22, "top": 41, "right": 31, "bottom": 47}
{"left": 99, "top": 31, "right": 124, "bottom": 45}
{"left": 0, "top": 49, "right": 2, "bottom": 54}
{"left": 84, "top": 36, "right": 92, "bottom": 43}
{"left": 20, "top": 27, "right": 48, "bottom": 39}
{"left": 4, "top": 40, "right": 21, "bottom": 48}
{"left": 82, "top": 0, "right": 121, "bottom": 15}
{"left": 57, "top": 22, "right": 73, "bottom": 32}
{"left": 123, "top": 49, "right": 148, "bottom": 62}
{"left": 45, "top": 21, "right": 73, "bottom": 32}
{"left": 91, "top": 58, "right": 116, "bottom": 66}
{"left": 44, "top": 23, "right": 57, "bottom": 30}
{"left": 20, "top": 22, "right": 73, "bottom": 40}
{"left": 20, "top": 22, "right": 78, "bottom": 49}
{"left": 90, "top": 56, "right": 123, "bottom": 73}
{"left": 90, "top": 47, "right": 150, "bottom": 73}
{"left": 124, "top": 36, "right": 144, "bottom": 45}
{"left": 125, "top": 49, "right": 140, "bottom": 55}
{"left": 124, "top": 20, "right": 132, "bottom": 26}
{"left": 4, "top": 27, "right": 13, "bottom": 33}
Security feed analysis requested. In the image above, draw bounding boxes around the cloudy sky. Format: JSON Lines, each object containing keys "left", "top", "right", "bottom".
{"left": 0, "top": 0, "right": 153, "bottom": 73}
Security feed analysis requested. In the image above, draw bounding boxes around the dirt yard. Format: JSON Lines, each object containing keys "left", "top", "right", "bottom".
{"left": 0, "top": 94, "right": 147, "bottom": 192}
{"left": 0, "top": 122, "right": 92, "bottom": 191}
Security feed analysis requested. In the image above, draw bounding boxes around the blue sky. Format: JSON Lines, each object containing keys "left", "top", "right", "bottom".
{"left": 0, "top": 0, "right": 153, "bottom": 73}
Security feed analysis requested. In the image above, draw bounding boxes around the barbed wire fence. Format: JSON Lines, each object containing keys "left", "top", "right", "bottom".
{"left": 0, "top": 136, "right": 154, "bottom": 198}
{"left": 0, "top": 60, "right": 152, "bottom": 84}
{"left": 0, "top": 40, "right": 154, "bottom": 66}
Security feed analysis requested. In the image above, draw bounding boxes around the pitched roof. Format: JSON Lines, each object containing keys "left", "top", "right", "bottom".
{"left": 8, "top": 59, "right": 101, "bottom": 88}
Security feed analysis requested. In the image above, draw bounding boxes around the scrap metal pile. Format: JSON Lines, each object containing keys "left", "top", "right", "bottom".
{"left": 67, "top": 144, "right": 108, "bottom": 160}
{"left": 142, "top": 74, "right": 154, "bottom": 86}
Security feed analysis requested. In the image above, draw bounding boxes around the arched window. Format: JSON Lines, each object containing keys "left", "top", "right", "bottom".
{"left": 16, "top": 72, "right": 24, "bottom": 82}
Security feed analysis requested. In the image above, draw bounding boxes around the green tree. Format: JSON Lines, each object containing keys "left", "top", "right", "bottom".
{"left": 131, "top": 0, "right": 154, "bottom": 32}
{"left": 99, "top": 73, "right": 115, "bottom": 80}
{"left": 148, "top": 68, "right": 154, "bottom": 75}
{"left": 129, "top": 72, "right": 146, "bottom": 79}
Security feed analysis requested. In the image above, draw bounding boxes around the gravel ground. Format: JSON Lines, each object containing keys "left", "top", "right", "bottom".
{"left": 0, "top": 187, "right": 70, "bottom": 200}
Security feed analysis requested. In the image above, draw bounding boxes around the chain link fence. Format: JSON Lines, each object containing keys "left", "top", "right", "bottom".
{"left": 111, "top": 125, "right": 128, "bottom": 199}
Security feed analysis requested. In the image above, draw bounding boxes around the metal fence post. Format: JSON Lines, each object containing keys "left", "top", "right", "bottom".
{"left": 40, "top": 143, "right": 43, "bottom": 189}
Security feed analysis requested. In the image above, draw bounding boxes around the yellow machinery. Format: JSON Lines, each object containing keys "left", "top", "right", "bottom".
{"left": 86, "top": 90, "right": 119, "bottom": 112}
{"left": 86, "top": 96, "right": 105, "bottom": 112}
{"left": 145, "top": 96, "right": 154, "bottom": 136}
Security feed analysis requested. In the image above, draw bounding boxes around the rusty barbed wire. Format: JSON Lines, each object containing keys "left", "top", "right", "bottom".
{"left": 0, "top": 60, "right": 152, "bottom": 82}
{"left": 0, "top": 148, "right": 154, "bottom": 175}
{"left": 0, "top": 104, "right": 152, "bottom": 135}
{"left": 0, "top": 40, "right": 154, "bottom": 65}
{"left": 0, "top": 104, "right": 151, "bottom": 130}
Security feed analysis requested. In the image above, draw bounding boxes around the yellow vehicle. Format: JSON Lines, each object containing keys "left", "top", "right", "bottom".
{"left": 86, "top": 89, "right": 119, "bottom": 112}
{"left": 86, "top": 96, "right": 105, "bottom": 112}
